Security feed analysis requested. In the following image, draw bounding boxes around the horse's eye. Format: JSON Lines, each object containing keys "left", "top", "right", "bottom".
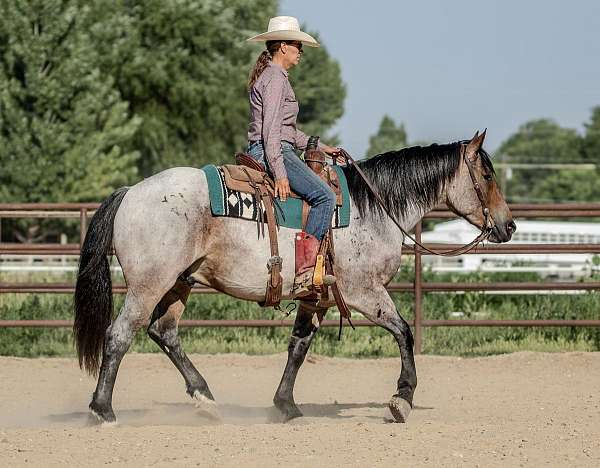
{"left": 483, "top": 174, "right": 493, "bottom": 181}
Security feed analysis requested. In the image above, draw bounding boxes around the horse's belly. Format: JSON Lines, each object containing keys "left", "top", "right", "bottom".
{"left": 190, "top": 218, "right": 298, "bottom": 301}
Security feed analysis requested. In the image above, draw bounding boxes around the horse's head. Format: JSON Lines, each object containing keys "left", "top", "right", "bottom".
{"left": 445, "top": 130, "right": 516, "bottom": 243}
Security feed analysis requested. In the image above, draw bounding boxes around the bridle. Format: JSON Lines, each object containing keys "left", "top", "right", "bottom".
{"left": 334, "top": 145, "right": 495, "bottom": 257}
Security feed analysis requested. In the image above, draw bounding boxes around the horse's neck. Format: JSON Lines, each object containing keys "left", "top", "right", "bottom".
{"left": 355, "top": 194, "right": 443, "bottom": 252}
{"left": 382, "top": 188, "right": 446, "bottom": 235}
{"left": 404, "top": 188, "right": 447, "bottom": 232}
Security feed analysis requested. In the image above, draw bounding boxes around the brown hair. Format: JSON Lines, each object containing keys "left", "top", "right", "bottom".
{"left": 247, "top": 41, "right": 282, "bottom": 90}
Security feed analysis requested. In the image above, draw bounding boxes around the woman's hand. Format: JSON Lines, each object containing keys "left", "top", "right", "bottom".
{"left": 274, "top": 178, "right": 291, "bottom": 201}
{"left": 320, "top": 144, "right": 341, "bottom": 156}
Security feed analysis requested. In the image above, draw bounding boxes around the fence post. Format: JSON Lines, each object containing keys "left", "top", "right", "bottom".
{"left": 413, "top": 221, "right": 423, "bottom": 354}
{"left": 79, "top": 208, "right": 87, "bottom": 248}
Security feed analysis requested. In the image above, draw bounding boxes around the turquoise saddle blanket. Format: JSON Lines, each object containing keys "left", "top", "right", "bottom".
{"left": 201, "top": 164, "right": 351, "bottom": 229}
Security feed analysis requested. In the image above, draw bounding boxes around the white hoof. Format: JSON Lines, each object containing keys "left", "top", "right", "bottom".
{"left": 388, "top": 396, "right": 412, "bottom": 423}
{"left": 100, "top": 420, "right": 118, "bottom": 428}
{"left": 89, "top": 408, "right": 117, "bottom": 427}
{"left": 192, "top": 391, "right": 222, "bottom": 422}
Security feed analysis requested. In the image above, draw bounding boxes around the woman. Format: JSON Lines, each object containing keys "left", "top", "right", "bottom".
{"left": 246, "top": 16, "right": 339, "bottom": 297}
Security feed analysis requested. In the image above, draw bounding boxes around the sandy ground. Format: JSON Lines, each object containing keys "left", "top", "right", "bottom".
{"left": 0, "top": 352, "right": 599, "bottom": 467}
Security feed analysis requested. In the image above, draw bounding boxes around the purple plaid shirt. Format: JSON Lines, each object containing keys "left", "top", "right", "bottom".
{"left": 247, "top": 62, "right": 312, "bottom": 180}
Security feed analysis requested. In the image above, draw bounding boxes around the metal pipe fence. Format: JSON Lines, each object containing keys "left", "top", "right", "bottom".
{"left": 2, "top": 202, "right": 600, "bottom": 353}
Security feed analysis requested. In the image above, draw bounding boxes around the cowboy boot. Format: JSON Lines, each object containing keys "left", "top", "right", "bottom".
{"left": 292, "top": 232, "right": 336, "bottom": 298}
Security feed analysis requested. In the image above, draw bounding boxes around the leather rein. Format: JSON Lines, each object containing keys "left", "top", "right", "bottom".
{"left": 334, "top": 146, "right": 494, "bottom": 257}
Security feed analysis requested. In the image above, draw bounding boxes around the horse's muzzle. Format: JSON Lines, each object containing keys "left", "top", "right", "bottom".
{"left": 489, "top": 219, "right": 516, "bottom": 243}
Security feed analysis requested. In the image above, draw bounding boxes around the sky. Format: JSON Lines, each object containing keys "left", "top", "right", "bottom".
{"left": 279, "top": 0, "right": 600, "bottom": 157}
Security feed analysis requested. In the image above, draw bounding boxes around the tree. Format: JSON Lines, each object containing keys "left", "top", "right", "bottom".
{"left": 531, "top": 169, "right": 600, "bottom": 202}
{"left": 497, "top": 119, "right": 583, "bottom": 202}
{"left": 582, "top": 106, "right": 600, "bottom": 162}
{"left": 365, "top": 115, "right": 408, "bottom": 157}
{"left": 0, "top": 0, "right": 347, "bottom": 206}
{"left": 89, "top": 1, "right": 345, "bottom": 177}
{"left": 85, "top": 0, "right": 275, "bottom": 176}
{"left": 528, "top": 108, "right": 600, "bottom": 202}
{"left": 0, "top": 0, "right": 140, "bottom": 205}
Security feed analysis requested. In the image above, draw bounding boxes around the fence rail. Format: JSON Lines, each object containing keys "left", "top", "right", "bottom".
{"left": 2, "top": 202, "right": 600, "bottom": 353}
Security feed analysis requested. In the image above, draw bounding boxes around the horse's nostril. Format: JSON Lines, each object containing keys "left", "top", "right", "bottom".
{"left": 506, "top": 220, "right": 516, "bottom": 233}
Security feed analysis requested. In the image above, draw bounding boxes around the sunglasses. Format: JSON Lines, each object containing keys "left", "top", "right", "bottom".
{"left": 285, "top": 41, "right": 303, "bottom": 53}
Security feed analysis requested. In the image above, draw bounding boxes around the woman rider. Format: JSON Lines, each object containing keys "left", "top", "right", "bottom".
{"left": 246, "top": 16, "right": 339, "bottom": 297}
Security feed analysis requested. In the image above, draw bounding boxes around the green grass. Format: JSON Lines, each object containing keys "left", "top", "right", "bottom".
{"left": 1, "top": 281, "right": 599, "bottom": 358}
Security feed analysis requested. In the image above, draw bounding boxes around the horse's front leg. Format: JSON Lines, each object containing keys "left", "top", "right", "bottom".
{"left": 349, "top": 287, "right": 417, "bottom": 422}
{"left": 273, "top": 302, "right": 325, "bottom": 421}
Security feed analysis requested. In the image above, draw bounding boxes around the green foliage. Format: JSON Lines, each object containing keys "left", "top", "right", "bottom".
{"left": 0, "top": 0, "right": 346, "bottom": 201}
{"left": 2, "top": 283, "right": 599, "bottom": 358}
{"left": 88, "top": 1, "right": 345, "bottom": 176}
{"left": 531, "top": 169, "right": 600, "bottom": 202}
{"left": 89, "top": 0, "right": 278, "bottom": 176}
{"left": 582, "top": 106, "right": 600, "bottom": 162}
{"left": 499, "top": 119, "right": 583, "bottom": 165}
{"left": 365, "top": 115, "right": 407, "bottom": 157}
{"left": 0, "top": 0, "right": 140, "bottom": 204}
{"left": 496, "top": 117, "right": 598, "bottom": 202}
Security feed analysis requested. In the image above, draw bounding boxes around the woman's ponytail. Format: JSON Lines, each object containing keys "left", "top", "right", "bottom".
{"left": 248, "top": 41, "right": 281, "bottom": 90}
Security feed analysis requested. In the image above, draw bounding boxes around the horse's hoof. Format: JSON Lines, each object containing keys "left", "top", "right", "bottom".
{"left": 388, "top": 395, "right": 412, "bottom": 423}
{"left": 283, "top": 406, "right": 303, "bottom": 422}
{"left": 192, "top": 390, "right": 222, "bottom": 422}
{"left": 273, "top": 397, "right": 303, "bottom": 422}
{"left": 89, "top": 401, "right": 116, "bottom": 425}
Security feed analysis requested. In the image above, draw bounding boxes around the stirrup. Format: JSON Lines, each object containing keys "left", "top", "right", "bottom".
{"left": 312, "top": 254, "right": 336, "bottom": 286}
{"left": 292, "top": 270, "right": 336, "bottom": 299}
{"left": 292, "top": 270, "right": 315, "bottom": 298}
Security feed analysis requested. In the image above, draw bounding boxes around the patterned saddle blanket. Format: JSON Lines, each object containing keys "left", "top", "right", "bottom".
{"left": 201, "top": 164, "right": 350, "bottom": 229}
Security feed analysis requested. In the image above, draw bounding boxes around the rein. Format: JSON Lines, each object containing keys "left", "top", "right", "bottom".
{"left": 335, "top": 147, "right": 494, "bottom": 257}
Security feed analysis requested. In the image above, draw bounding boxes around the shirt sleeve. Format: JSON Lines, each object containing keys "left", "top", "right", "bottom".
{"left": 261, "top": 73, "right": 287, "bottom": 180}
{"left": 294, "top": 127, "right": 310, "bottom": 151}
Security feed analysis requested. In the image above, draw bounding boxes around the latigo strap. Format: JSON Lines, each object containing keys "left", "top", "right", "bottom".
{"left": 258, "top": 184, "right": 283, "bottom": 307}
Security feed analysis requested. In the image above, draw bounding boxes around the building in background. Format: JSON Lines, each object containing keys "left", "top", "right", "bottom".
{"left": 418, "top": 220, "right": 600, "bottom": 278}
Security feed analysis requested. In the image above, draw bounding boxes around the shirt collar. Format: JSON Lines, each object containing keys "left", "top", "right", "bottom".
{"left": 268, "top": 61, "right": 288, "bottom": 77}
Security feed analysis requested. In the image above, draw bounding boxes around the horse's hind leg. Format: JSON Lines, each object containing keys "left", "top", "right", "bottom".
{"left": 90, "top": 290, "right": 156, "bottom": 423}
{"left": 273, "top": 302, "right": 325, "bottom": 421}
{"left": 147, "top": 284, "right": 216, "bottom": 414}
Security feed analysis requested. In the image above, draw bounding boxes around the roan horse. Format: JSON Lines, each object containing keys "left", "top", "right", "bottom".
{"left": 74, "top": 131, "right": 515, "bottom": 424}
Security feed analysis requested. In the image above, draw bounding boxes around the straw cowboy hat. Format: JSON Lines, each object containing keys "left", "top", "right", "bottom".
{"left": 246, "top": 16, "right": 320, "bottom": 47}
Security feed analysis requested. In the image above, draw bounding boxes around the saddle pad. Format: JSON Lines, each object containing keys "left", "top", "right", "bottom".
{"left": 201, "top": 164, "right": 351, "bottom": 229}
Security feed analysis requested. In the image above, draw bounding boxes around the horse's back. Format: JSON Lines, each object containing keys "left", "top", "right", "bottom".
{"left": 112, "top": 167, "right": 211, "bottom": 285}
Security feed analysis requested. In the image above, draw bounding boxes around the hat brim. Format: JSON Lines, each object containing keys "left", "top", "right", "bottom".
{"left": 246, "top": 30, "right": 320, "bottom": 47}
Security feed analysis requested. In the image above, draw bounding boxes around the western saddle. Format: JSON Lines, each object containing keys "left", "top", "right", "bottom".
{"left": 221, "top": 138, "right": 351, "bottom": 321}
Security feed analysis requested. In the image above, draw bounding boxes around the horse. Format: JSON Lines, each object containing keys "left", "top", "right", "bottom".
{"left": 74, "top": 131, "right": 516, "bottom": 424}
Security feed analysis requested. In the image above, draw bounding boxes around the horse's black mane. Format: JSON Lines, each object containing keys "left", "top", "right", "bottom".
{"left": 342, "top": 141, "right": 494, "bottom": 219}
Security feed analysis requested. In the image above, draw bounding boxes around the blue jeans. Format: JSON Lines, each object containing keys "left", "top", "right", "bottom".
{"left": 247, "top": 141, "right": 336, "bottom": 240}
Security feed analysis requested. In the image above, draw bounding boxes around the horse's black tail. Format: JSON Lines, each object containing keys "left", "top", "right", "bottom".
{"left": 74, "top": 187, "right": 129, "bottom": 376}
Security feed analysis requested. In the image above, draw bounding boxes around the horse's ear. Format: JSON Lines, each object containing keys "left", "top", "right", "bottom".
{"left": 466, "top": 129, "right": 486, "bottom": 160}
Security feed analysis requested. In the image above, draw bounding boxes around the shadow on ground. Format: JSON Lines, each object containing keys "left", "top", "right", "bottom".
{"left": 43, "top": 400, "right": 433, "bottom": 428}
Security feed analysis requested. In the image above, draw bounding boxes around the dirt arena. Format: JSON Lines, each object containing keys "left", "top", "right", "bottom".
{"left": 1, "top": 352, "right": 599, "bottom": 467}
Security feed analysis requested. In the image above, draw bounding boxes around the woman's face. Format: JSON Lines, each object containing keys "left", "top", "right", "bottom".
{"left": 280, "top": 41, "right": 303, "bottom": 69}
